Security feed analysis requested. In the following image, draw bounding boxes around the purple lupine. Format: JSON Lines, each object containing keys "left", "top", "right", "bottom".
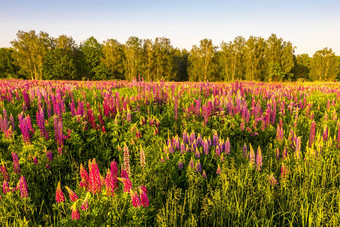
{"left": 19, "top": 175, "right": 29, "bottom": 198}
{"left": 309, "top": 121, "right": 316, "bottom": 147}
{"left": 224, "top": 137, "right": 230, "bottom": 155}
{"left": 194, "top": 147, "right": 200, "bottom": 158}
{"left": 3, "top": 180, "right": 10, "bottom": 194}
{"left": 178, "top": 160, "right": 184, "bottom": 169}
{"left": 256, "top": 146, "right": 262, "bottom": 171}
{"left": 180, "top": 142, "right": 186, "bottom": 154}
{"left": 1, "top": 164, "right": 9, "bottom": 181}
{"left": 203, "top": 139, "right": 209, "bottom": 155}
{"left": 202, "top": 170, "right": 207, "bottom": 178}
{"left": 189, "top": 131, "right": 196, "bottom": 144}
{"left": 46, "top": 151, "right": 53, "bottom": 162}
{"left": 215, "top": 145, "right": 221, "bottom": 157}
{"left": 212, "top": 132, "right": 218, "bottom": 146}
{"left": 196, "top": 160, "right": 202, "bottom": 173}
{"left": 189, "top": 157, "right": 195, "bottom": 169}
{"left": 12, "top": 152, "right": 20, "bottom": 174}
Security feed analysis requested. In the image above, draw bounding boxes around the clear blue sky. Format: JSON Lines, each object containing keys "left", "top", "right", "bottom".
{"left": 1, "top": 0, "right": 340, "bottom": 56}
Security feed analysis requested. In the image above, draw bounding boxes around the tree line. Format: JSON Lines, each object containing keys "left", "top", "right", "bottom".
{"left": 0, "top": 30, "right": 339, "bottom": 82}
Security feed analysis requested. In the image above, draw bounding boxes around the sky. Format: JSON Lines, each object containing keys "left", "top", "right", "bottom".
{"left": 1, "top": 0, "right": 340, "bottom": 56}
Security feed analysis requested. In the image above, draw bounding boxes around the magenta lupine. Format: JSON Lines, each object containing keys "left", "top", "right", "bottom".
{"left": 119, "top": 178, "right": 132, "bottom": 193}
{"left": 12, "top": 152, "right": 20, "bottom": 174}
{"left": 180, "top": 142, "right": 186, "bottom": 154}
{"left": 131, "top": 190, "right": 141, "bottom": 208}
{"left": 110, "top": 161, "right": 119, "bottom": 190}
{"left": 139, "top": 186, "right": 149, "bottom": 207}
{"left": 280, "top": 163, "right": 288, "bottom": 180}
{"left": 33, "top": 156, "right": 38, "bottom": 165}
{"left": 240, "top": 121, "right": 245, "bottom": 131}
{"left": 1, "top": 164, "right": 9, "bottom": 181}
{"left": 19, "top": 175, "right": 29, "bottom": 198}
{"left": 256, "top": 146, "right": 262, "bottom": 171}
{"left": 55, "top": 181, "right": 65, "bottom": 203}
{"left": 65, "top": 186, "right": 79, "bottom": 201}
{"left": 126, "top": 111, "right": 131, "bottom": 123}
{"left": 81, "top": 192, "right": 90, "bottom": 211}
{"left": 46, "top": 151, "right": 53, "bottom": 162}
{"left": 249, "top": 144, "right": 255, "bottom": 168}
{"left": 105, "top": 169, "right": 115, "bottom": 196}
{"left": 71, "top": 202, "right": 80, "bottom": 220}
{"left": 89, "top": 159, "right": 101, "bottom": 194}
{"left": 309, "top": 121, "right": 316, "bottom": 147}
{"left": 215, "top": 145, "right": 221, "bottom": 157}
{"left": 276, "top": 148, "right": 280, "bottom": 160}
{"left": 123, "top": 144, "right": 131, "bottom": 177}
{"left": 282, "top": 147, "right": 287, "bottom": 159}
{"left": 3, "top": 180, "right": 10, "bottom": 194}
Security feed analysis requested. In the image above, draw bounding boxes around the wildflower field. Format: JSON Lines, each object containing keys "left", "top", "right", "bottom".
{"left": 1, "top": 79, "right": 340, "bottom": 226}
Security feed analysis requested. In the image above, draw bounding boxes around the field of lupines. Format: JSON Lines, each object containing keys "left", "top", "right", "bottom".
{"left": 1, "top": 79, "right": 340, "bottom": 226}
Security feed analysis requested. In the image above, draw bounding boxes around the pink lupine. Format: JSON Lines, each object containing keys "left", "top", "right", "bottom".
{"left": 55, "top": 181, "right": 65, "bottom": 203}
{"left": 202, "top": 170, "right": 207, "bottom": 179}
{"left": 196, "top": 160, "right": 202, "bottom": 173}
{"left": 79, "top": 164, "right": 89, "bottom": 190}
{"left": 309, "top": 121, "right": 316, "bottom": 147}
{"left": 71, "top": 202, "right": 80, "bottom": 220}
{"left": 131, "top": 190, "right": 141, "bottom": 208}
{"left": 3, "top": 180, "right": 10, "bottom": 194}
{"left": 225, "top": 137, "right": 231, "bottom": 155}
{"left": 12, "top": 152, "right": 20, "bottom": 174}
{"left": 280, "top": 163, "right": 288, "bottom": 180}
{"left": 81, "top": 192, "right": 90, "bottom": 211}
{"left": 105, "top": 169, "right": 115, "bottom": 196}
{"left": 323, "top": 126, "right": 328, "bottom": 142}
{"left": 139, "top": 186, "right": 149, "bottom": 207}
{"left": 110, "top": 161, "right": 119, "bottom": 190}
{"left": 256, "top": 146, "right": 262, "bottom": 171}
{"left": 295, "top": 137, "right": 301, "bottom": 159}
{"left": 19, "top": 175, "right": 29, "bottom": 198}
{"left": 46, "top": 151, "right": 53, "bottom": 162}
{"left": 89, "top": 159, "right": 101, "bottom": 194}
{"left": 121, "top": 168, "right": 129, "bottom": 179}
{"left": 65, "top": 186, "right": 79, "bottom": 202}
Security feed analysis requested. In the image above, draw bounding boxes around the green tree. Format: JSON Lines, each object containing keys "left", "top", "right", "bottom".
{"left": 264, "top": 34, "right": 295, "bottom": 81}
{"left": 153, "top": 37, "right": 175, "bottom": 81}
{"left": 80, "top": 36, "right": 103, "bottom": 80}
{"left": 11, "top": 30, "right": 53, "bottom": 80}
{"left": 245, "top": 36, "right": 266, "bottom": 81}
{"left": 101, "top": 39, "right": 125, "bottom": 80}
{"left": 0, "top": 48, "right": 20, "bottom": 78}
{"left": 141, "top": 39, "right": 154, "bottom": 81}
{"left": 188, "top": 39, "right": 216, "bottom": 81}
{"left": 310, "top": 48, "right": 339, "bottom": 81}
{"left": 173, "top": 48, "right": 189, "bottom": 81}
{"left": 291, "top": 54, "right": 311, "bottom": 81}
{"left": 124, "top": 37, "right": 142, "bottom": 81}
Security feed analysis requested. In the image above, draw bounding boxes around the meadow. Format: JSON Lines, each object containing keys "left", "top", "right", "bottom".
{"left": 0, "top": 79, "right": 340, "bottom": 226}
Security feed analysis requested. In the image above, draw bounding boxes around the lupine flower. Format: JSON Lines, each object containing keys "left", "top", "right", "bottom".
{"left": 189, "top": 157, "right": 195, "bottom": 169}
{"left": 249, "top": 144, "right": 255, "bottom": 168}
{"left": 178, "top": 160, "right": 184, "bottom": 169}
{"left": 180, "top": 142, "right": 186, "bottom": 154}
{"left": 243, "top": 143, "right": 247, "bottom": 158}
{"left": 89, "top": 159, "right": 101, "bottom": 194}
{"left": 139, "top": 186, "right": 149, "bottom": 207}
{"left": 81, "top": 192, "right": 90, "bottom": 211}
{"left": 225, "top": 137, "right": 230, "bottom": 155}
{"left": 203, "top": 139, "right": 209, "bottom": 155}
{"left": 46, "top": 151, "right": 53, "bottom": 162}
{"left": 1, "top": 164, "right": 9, "bottom": 181}
{"left": 213, "top": 132, "right": 218, "bottom": 146}
{"left": 280, "top": 163, "right": 289, "bottom": 180}
{"left": 268, "top": 174, "right": 278, "bottom": 187}
{"left": 110, "top": 161, "right": 119, "bottom": 190}
{"left": 19, "top": 175, "right": 29, "bottom": 198}
{"left": 66, "top": 186, "right": 79, "bottom": 201}
{"left": 309, "top": 121, "right": 316, "bottom": 147}
{"left": 196, "top": 160, "right": 202, "bottom": 173}
{"left": 295, "top": 137, "right": 301, "bottom": 159}
{"left": 55, "top": 181, "right": 65, "bottom": 203}
{"left": 282, "top": 147, "right": 287, "bottom": 159}
{"left": 33, "top": 156, "right": 38, "bottom": 165}
{"left": 323, "top": 126, "right": 328, "bottom": 142}
{"left": 123, "top": 144, "right": 131, "bottom": 177}
{"left": 105, "top": 169, "right": 115, "bottom": 196}
{"left": 3, "top": 180, "right": 10, "bottom": 194}
{"left": 140, "top": 146, "right": 146, "bottom": 167}
{"left": 131, "top": 190, "right": 141, "bottom": 208}
{"left": 71, "top": 202, "right": 80, "bottom": 220}
{"left": 276, "top": 148, "right": 280, "bottom": 160}
{"left": 216, "top": 164, "right": 221, "bottom": 174}
{"left": 79, "top": 164, "right": 89, "bottom": 190}
{"left": 202, "top": 170, "right": 207, "bottom": 179}
{"left": 12, "top": 152, "right": 20, "bottom": 174}
{"left": 118, "top": 178, "right": 132, "bottom": 193}
{"left": 215, "top": 145, "right": 221, "bottom": 157}
{"left": 256, "top": 146, "right": 262, "bottom": 171}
